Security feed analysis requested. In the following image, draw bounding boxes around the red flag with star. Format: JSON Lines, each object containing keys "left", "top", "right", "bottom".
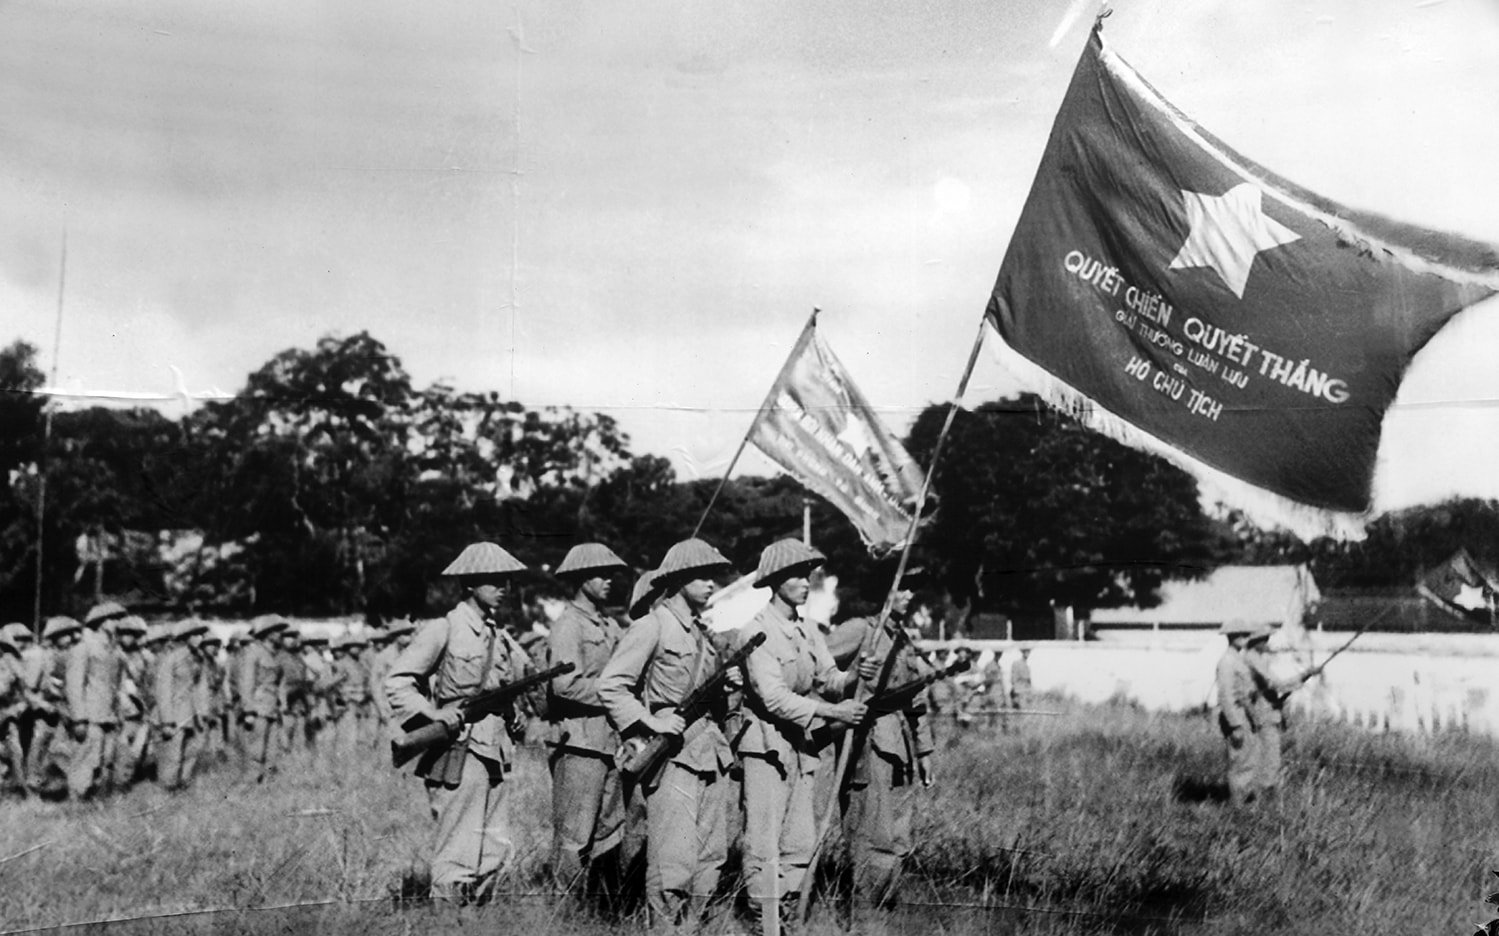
{"left": 987, "top": 25, "right": 1499, "bottom": 538}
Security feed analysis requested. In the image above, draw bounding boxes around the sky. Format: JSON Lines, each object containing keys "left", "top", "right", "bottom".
{"left": 3, "top": 0, "right": 1498, "bottom": 524}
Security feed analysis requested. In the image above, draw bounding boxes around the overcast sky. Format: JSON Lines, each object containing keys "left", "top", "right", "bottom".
{"left": 3, "top": 0, "right": 1497, "bottom": 521}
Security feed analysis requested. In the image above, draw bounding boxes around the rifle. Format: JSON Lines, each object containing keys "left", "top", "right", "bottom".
{"left": 616, "top": 631, "right": 766, "bottom": 787}
{"left": 863, "top": 657, "right": 972, "bottom": 716}
{"left": 389, "top": 661, "right": 574, "bottom": 768}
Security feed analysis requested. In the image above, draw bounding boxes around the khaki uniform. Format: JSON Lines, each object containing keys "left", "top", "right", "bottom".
{"left": 0, "top": 653, "right": 26, "bottom": 793}
{"left": 65, "top": 629, "right": 125, "bottom": 798}
{"left": 328, "top": 654, "right": 371, "bottom": 751}
{"left": 826, "top": 615, "right": 934, "bottom": 907}
{"left": 737, "top": 602, "right": 852, "bottom": 929}
{"left": 385, "top": 601, "right": 533, "bottom": 901}
{"left": 277, "top": 649, "right": 311, "bottom": 753}
{"left": 598, "top": 593, "right": 734, "bottom": 925}
{"left": 195, "top": 650, "right": 228, "bottom": 762}
{"left": 237, "top": 641, "right": 283, "bottom": 777}
{"left": 113, "top": 648, "right": 152, "bottom": 785}
{"left": 25, "top": 646, "right": 65, "bottom": 788}
{"left": 1244, "top": 648, "right": 1298, "bottom": 800}
{"left": 155, "top": 645, "right": 202, "bottom": 789}
{"left": 544, "top": 598, "right": 626, "bottom": 886}
{"left": 1215, "top": 648, "right": 1259, "bottom": 805}
{"left": 368, "top": 643, "right": 401, "bottom": 724}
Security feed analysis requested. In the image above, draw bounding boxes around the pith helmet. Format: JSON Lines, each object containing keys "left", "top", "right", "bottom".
{"left": 628, "top": 567, "right": 664, "bottom": 620}
{"left": 42, "top": 616, "right": 83, "bottom": 641}
{"left": 304, "top": 632, "right": 330, "bottom": 647}
{"left": 0, "top": 634, "right": 16, "bottom": 656}
{"left": 345, "top": 632, "right": 369, "bottom": 648}
{"left": 113, "top": 615, "right": 148, "bottom": 637}
{"left": 383, "top": 621, "right": 416, "bottom": 640}
{"left": 175, "top": 620, "right": 209, "bottom": 641}
{"left": 441, "top": 542, "right": 527, "bottom": 578}
{"left": 249, "top": 614, "right": 289, "bottom": 639}
{"left": 1246, "top": 622, "right": 1276, "bottom": 644}
{"left": 200, "top": 630, "right": 224, "bottom": 647}
{"left": 752, "top": 539, "right": 826, "bottom": 588}
{"left": 1, "top": 622, "right": 34, "bottom": 644}
{"left": 1218, "top": 618, "right": 1256, "bottom": 636}
{"left": 654, "top": 539, "right": 732, "bottom": 584}
{"left": 84, "top": 601, "right": 129, "bottom": 628}
{"left": 555, "top": 543, "right": 628, "bottom": 578}
{"left": 144, "top": 624, "right": 174, "bottom": 646}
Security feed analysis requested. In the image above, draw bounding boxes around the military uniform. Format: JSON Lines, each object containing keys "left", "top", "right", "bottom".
{"left": 826, "top": 612, "right": 934, "bottom": 907}
{"left": 28, "top": 618, "right": 79, "bottom": 790}
{"left": 0, "top": 634, "right": 27, "bottom": 795}
{"left": 155, "top": 627, "right": 205, "bottom": 790}
{"left": 112, "top": 618, "right": 152, "bottom": 785}
{"left": 1215, "top": 622, "right": 1260, "bottom": 806}
{"left": 65, "top": 605, "right": 129, "bottom": 799}
{"left": 238, "top": 616, "right": 287, "bottom": 779}
{"left": 598, "top": 538, "right": 735, "bottom": 928}
{"left": 328, "top": 637, "right": 373, "bottom": 752}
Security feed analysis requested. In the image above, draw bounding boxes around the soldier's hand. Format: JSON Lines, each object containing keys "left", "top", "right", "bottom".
{"left": 822, "top": 699, "right": 868, "bottom": 726}
{"left": 434, "top": 706, "right": 465, "bottom": 730}
{"left": 1228, "top": 727, "right": 1246, "bottom": 750}
{"left": 642, "top": 710, "right": 685, "bottom": 736}
{"left": 855, "top": 653, "right": 879, "bottom": 682}
{"left": 918, "top": 753, "right": 935, "bottom": 788}
{"left": 69, "top": 720, "right": 88, "bottom": 742}
{"left": 724, "top": 665, "right": 743, "bottom": 689}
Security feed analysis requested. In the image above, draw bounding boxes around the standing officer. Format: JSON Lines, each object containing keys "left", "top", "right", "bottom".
{"left": 825, "top": 580, "right": 935, "bottom": 913}
{"left": 156, "top": 620, "right": 207, "bottom": 790}
{"left": 1215, "top": 619, "right": 1260, "bottom": 806}
{"left": 736, "top": 540, "right": 869, "bottom": 934}
{"left": 111, "top": 616, "right": 151, "bottom": 786}
{"left": 544, "top": 542, "right": 629, "bottom": 897}
{"left": 238, "top": 614, "right": 288, "bottom": 781}
{"left": 597, "top": 538, "right": 736, "bottom": 930}
{"left": 66, "top": 602, "right": 130, "bottom": 799}
{"left": 385, "top": 542, "right": 534, "bottom": 905}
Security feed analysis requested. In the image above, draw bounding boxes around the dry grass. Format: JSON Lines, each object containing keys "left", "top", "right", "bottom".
{"left": 2, "top": 702, "right": 1496, "bottom": 935}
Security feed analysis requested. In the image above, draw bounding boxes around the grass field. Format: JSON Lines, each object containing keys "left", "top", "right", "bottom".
{"left": 2, "top": 700, "right": 1496, "bottom": 935}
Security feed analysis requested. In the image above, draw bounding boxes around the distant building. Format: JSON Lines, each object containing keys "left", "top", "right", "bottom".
{"left": 1088, "top": 565, "right": 1321, "bottom": 635}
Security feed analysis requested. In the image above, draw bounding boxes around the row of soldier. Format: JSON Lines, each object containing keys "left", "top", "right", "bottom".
{"left": 0, "top": 604, "right": 416, "bottom": 798}
{"left": 381, "top": 536, "right": 940, "bottom": 935}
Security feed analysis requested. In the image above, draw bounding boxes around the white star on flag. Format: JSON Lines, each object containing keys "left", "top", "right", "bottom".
{"left": 1168, "top": 182, "right": 1300, "bottom": 299}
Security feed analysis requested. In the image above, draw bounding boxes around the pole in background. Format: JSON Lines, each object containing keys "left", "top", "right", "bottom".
{"left": 32, "top": 228, "right": 66, "bottom": 632}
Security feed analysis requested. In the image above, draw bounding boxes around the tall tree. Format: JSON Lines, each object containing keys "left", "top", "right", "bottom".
{"left": 905, "top": 394, "right": 1218, "bottom": 615}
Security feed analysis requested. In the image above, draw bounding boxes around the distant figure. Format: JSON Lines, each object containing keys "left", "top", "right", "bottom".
{"left": 1241, "top": 624, "right": 1317, "bottom": 806}
{"left": 238, "top": 615, "right": 289, "bottom": 781}
{"left": 155, "top": 620, "right": 207, "bottom": 790}
{"left": 66, "top": 602, "right": 130, "bottom": 799}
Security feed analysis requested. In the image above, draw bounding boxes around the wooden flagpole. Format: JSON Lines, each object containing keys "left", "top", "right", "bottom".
{"left": 691, "top": 308, "right": 820, "bottom": 538}
{"left": 798, "top": 316, "right": 990, "bottom": 924}
{"left": 32, "top": 229, "right": 66, "bottom": 633}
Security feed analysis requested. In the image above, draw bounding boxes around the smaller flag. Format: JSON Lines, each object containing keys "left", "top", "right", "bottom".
{"left": 1416, "top": 549, "right": 1497, "bottom": 624}
{"left": 749, "top": 318, "right": 926, "bottom": 554}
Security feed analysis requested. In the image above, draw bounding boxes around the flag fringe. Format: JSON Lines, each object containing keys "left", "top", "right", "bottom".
{"left": 1098, "top": 36, "right": 1499, "bottom": 292}
{"left": 985, "top": 329, "right": 1372, "bottom": 542}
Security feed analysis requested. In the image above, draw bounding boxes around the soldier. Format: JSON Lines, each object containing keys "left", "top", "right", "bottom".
{"left": 195, "top": 630, "right": 229, "bottom": 765}
{"left": 597, "top": 538, "right": 737, "bottom": 929}
{"left": 826, "top": 577, "right": 936, "bottom": 913}
{"left": 368, "top": 621, "right": 415, "bottom": 729}
{"left": 223, "top": 631, "right": 247, "bottom": 755}
{"left": 328, "top": 634, "right": 372, "bottom": 753}
{"left": 111, "top": 616, "right": 152, "bottom": 786}
{"left": 238, "top": 614, "right": 288, "bottom": 781}
{"left": 28, "top": 616, "right": 81, "bottom": 791}
{"left": 1215, "top": 619, "right": 1262, "bottom": 806}
{"left": 156, "top": 620, "right": 207, "bottom": 790}
{"left": 0, "top": 629, "right": 26, "bottom": 796}
{"left": 385, "top": 542, "right": 534, "bottom": 905}
{"left": 301, "top": 632, "right": 334, "bottom": 752}
{"left": 1242, "top": 623, "right": 1318, "bottom": 807}
{"left": 543, "top": 542, "right": 630, "bottom": 898}
{"left": 736, "top": 540, "right": 870, "bottom": 934}
{"left": 66, "top": 601, "right": 130, "bottom": 799}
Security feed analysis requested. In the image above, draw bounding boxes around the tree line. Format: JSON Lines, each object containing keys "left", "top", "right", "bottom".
{"left": 1, "top": 332, "right": 1494, "bottom": 625}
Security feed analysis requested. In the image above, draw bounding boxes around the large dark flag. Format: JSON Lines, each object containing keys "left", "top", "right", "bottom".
{"left": 988, "top": 26, "right": 1499, "bottom": 537}
{"left": 749, "top": 318, "right": 925, "bottom": 553}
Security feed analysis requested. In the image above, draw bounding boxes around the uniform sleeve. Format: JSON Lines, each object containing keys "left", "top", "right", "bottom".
{"left": 809, "top": 630, "right": 852, "bottom": 699}
{"left": 65, "top": 643, "right": 88, "bottom": 719}
{"left": 743, "top": 620, "right": 822, "bottom": 730}
{"left": 825, "top": 618, "right": 871, "bottom": 669}
{"left": 547, "top": 614, "right": 598, "bottom": 705}
{"left": 384, "top": 621, "right": 448, "bottom": 722}
{"left": 154, "top": 653, "right": 175, "bottom": 726}
{"left": 597, "top": 614, "right": 658, "bottom": 734}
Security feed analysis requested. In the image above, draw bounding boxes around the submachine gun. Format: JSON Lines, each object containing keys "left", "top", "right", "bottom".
{"left": 390, "top": 661, "right": 575, "bottom": 768}
{"left": 615, "top": 631, "right": 767, "bottom": 787}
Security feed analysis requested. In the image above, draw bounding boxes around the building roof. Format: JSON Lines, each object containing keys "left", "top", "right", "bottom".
{"left": 1089, "top": 565, "right": 1320, "bottom": 628}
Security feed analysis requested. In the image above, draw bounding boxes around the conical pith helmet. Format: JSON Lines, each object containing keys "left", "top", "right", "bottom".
{"left": 175, "top": 619, "right": 209, "bottom": 641}
{"left": 1217, "top": 618, "right": 1256, "bottom": 636}
{"left": 1, "top": 622, "right": 34, "bottom": 644}
{"left": 113, "top": 615, "right": 148, "bottom": 637}
{"left": 752, "top": 539, "right": 826, "bottom": 588}
{"left": 555, "top": 543, "right": 628, "bottom": 578}
{"left": 441, "top": 542, "right": 527, "bottom": 577}
{"left": 144, "top": 624, "right": 174, "bottom": 646}
{"left": 654, "top": 539, "right": 731, "bottom": 583}
{"left": 628, "top": 567, "right": 664, "bottom": 620}
{"left": 42, "top": 616, "right": 83, "bottom": 641}
{"left": 249, "top": 614, "right": 290, "bottom": 639}
{"left": 84, "top": 601, "right": 129, "bottom": 627}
